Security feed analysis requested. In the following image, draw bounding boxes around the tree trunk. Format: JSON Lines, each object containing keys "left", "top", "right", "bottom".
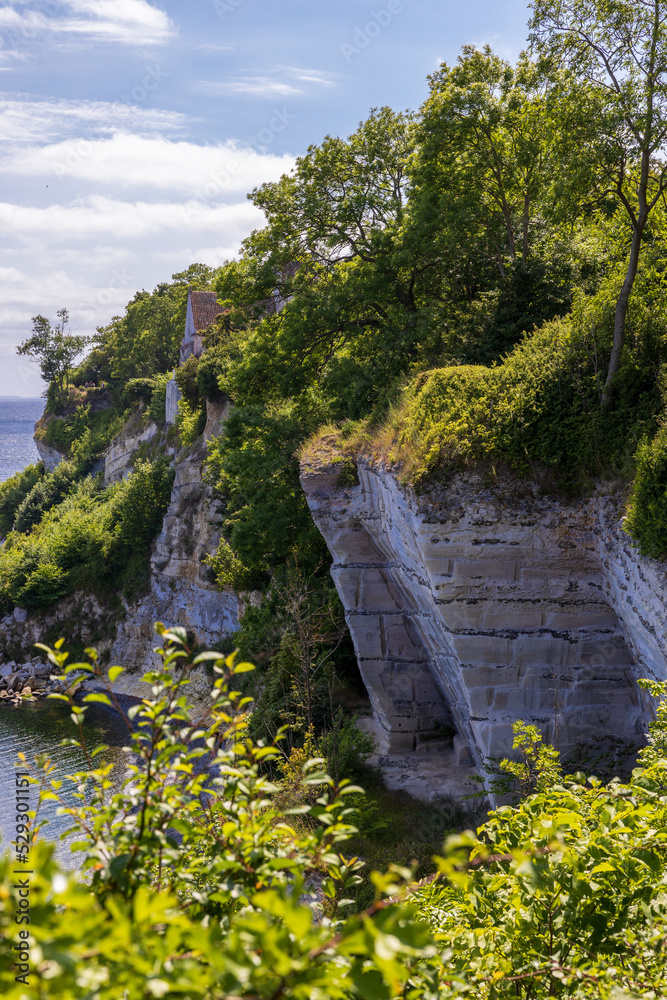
{"left": 601, "top": 222, "right": 644, "bottom": 408}
{"left": 522, "top": 191, "right": 530, "bottom": 264}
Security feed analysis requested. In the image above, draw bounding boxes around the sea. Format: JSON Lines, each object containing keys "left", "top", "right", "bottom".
{"left": 0, "top": 397, "right": 43, "bottom": 482}
{"left": 0, "top": 398, "right": 131, "bottom": 864}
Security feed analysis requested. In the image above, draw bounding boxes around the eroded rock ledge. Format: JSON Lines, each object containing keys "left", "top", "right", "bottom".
{"left": 301, "top": 459, "right": 667, "bottom": 774}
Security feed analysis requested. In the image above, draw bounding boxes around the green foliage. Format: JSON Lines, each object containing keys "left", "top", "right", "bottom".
{"left": 105, "top": 456, "right": 174, "bottom": 553}
{"left": 13, "top": 460, "right": 77, "bottom": 534}
{"left": 17, "top": 309, "right": 88, "bottom": 412}
{"left": 40, "top": 404, "right": 129, "bottom": 476}
{"left": 147, "top": 371, "right": 174, "bottom": 425}
{"left": 121, "top": 376, "right": 158, "bottom": 405}
{"left": 91, "top": 264, "right": 219, "bottom": 388}
{"left": 0, "top": 630, "right": 436, "bottom": 1000}
{"left": 8, "top": 639, "right": 667, "bottom": 997}
{"left": 386, "top": 271, "right": 663, "bottom": 488}
{"left": 197, "top": 341, "right": 230, "bottom": 402}
{"left": 418, "top": 750, "right": 667, "bottom": 996}
{"left": 175, "top": 398, "right": 206, "bottom": 448}
{"left": 0, "top": 459, "right": 174, "bottom": 610}
{"left": 625, "top": 425, "right": 667, "bottom": 558}
{"left": 0, "top": 462, "right": 43, "bottom": 536}
{"left": 174, "top": 353, "right": 201, "bottom": 409}
{"left": 318, "top": 707, "right": 377, "bottom": 785}
{"left": 206, "top": 402, "right": 328, "bottom": 587}
{"left": 474, "top": 719, "right": 565, "bottom": 803}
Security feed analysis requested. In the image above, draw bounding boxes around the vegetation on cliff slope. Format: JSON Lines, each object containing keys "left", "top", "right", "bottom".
{"left": 6, "top": 630, "right": 667, "bottom": 998}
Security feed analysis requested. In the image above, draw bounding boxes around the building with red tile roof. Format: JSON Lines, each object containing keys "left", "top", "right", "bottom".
{"left": 180, "top": 288, "right": 226, "bottom": 362}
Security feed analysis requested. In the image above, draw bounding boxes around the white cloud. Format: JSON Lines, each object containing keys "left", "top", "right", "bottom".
{"left": 0, "top": 89, "right": 297, "bottom": 394}
{"left": 0, "top": 0, "right": 174, "bottom": 48}
{"left": 0, "top": 97, "right": 184, "bottom": 144}
{"left": 200, "top": 76, "right": 301, "bottom": 98}
{"left": 0, "top": 131, "right": 296, "bottom": 194}
{"left": 0, "top": 195, "right": 263, "bottom": 240}
{"left": 195, "top": 67, "right": 337, "bottom": 99}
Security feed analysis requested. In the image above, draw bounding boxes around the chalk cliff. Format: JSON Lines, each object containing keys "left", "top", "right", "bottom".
{"left": 108, "top": 400, "right": 237, "bottom": 682}
{"left": 301, "top": 455, "right": 665, "bottom": 778}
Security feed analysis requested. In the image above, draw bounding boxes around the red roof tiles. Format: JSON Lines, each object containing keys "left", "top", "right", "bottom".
{"left": 189, "top": 289, "right": 224, "bottom": 332}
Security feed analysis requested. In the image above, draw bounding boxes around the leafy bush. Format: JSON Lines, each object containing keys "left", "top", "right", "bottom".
{"left": 13, "top": 461, "right": 76, "bottom": 534}
{"left": 6, "top": 634, "right": 667, "bottom": 997}
{"left": 0, "top": 459, "right": 174, "bottom": 610}
{"left": 206, "top": 402, "right": 328, "bottom": 587}
{"left": 0, "top": 629, "right": 434, "bottom": 999}
{"left": 175, "top": 398, "right": 206, "bottom": 448}
{"left": 174, "top": 354, "right": 201, "bottom": 409}
{"left": 121, "top": 376, "right": 157, "bottom": 405}
{"left": 197, "top": 342, "right": 229, "bottom": 402}
{"left": 0, "top": 463, "right": 44, "bottom": 536}
{"left": 625, "top": 425, "right": 667, "bottom": 558}
{"left": 40, "top": 405, "right": 128, "bottom": 475}
{"left": 106, "top": 456, "right": 174, "bottom": 554}
{"left": 381, "top": 278, "right": 662, "bottom": 489}
{"left": 147, "top": 371, "right": 173, "bottom": 424}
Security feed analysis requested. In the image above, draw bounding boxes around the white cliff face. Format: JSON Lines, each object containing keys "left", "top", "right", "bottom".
{"left": 34, "top": 438, "right": 65, "bottom": 472}
{"left": 301, "top": 459, "right": 663, "bottom": 775}
{"left": 108, "top": 401, "right": 238, "bottom": 676}
{"left": 104, "top": 415, "right": 161, "bottom": 484}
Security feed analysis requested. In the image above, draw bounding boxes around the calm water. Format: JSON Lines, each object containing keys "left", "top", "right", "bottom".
{"left": 0, "top": 397, "right": 43, "bottom": 482}
{"left": 0, "top": 699, "right": 132, "bottom": 866}
{"left": 0, "top": 397, "right": 133, "bottom": 865}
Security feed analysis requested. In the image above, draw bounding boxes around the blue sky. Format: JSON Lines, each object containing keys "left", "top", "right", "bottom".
{"left": 0, "top": 0, "right": 530, "bottom": 395}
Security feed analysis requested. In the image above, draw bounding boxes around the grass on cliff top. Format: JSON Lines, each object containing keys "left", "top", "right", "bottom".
{"left": 304, "top": 278, "right": 663, "bottom": 499}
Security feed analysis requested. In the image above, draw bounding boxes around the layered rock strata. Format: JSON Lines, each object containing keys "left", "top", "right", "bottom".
{"left": 107, "top": 400, "right": 237, "bottom": 678}
{"left": 301, "top": 459, "right": 664, "bottom": 773}
{"left": 4, "top": 402, "right": 237, "bottom": 697}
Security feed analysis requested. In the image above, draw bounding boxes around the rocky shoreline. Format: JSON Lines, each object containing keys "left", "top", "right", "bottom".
{"left": 0, "top": 656, "right": 67, "bottom": 706}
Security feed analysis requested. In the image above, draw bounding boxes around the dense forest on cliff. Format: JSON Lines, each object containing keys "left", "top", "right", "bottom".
{"left": 6, "top": 2, "right": 667, "bottom": 994}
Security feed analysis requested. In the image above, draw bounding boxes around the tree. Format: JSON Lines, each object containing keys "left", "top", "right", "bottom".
{"left": 17, "top": 309, "right": 88, "bottom": 409}
{"left": 413, "top": 46, "right": 554, "bottom": 281}
{"left": 530, "top": 0, "right": 667, "bottom": 405}
{"left": 214, "top": 108, "right": 436, "bottom": 418}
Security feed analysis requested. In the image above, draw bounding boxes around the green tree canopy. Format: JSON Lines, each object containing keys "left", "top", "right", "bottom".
{"left": 530, "top": 0, "right": 667, "bottom": 403}
{"left": 17, "top": 309, "right": 88, "bottom": 409}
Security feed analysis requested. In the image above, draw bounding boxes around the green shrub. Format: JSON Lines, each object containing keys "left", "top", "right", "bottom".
{"left": 6, "top": 637, "right": 667, "bottom": 997}
{"left": 106, "top": 457, "right": 174, "bottom": 554}
{"left": 13, "top": 461, "right": 76, "bottom": 534}
{"left": 625, "top": 425, "right": 667, "bottom": 557}
{"left": 175, "top": 354, "right": 201, "bottom": 409}
{"left": 197, "top": 342, "right": 229, "bottom": 402}
{"left": 147, "top": 371, "right": 173, "bottom": 424}
{"left": 14, "top": 561, "right": 69, "bottom": 607}
{"left": 205, "top": 402, "right": 328, "bottom": 587}
{"left": 175, "top": 398, "right": 206, "bottom": 448}
{"left": 0, "top": 463, "right": 44, "bottom": 536}
{"left": 40, "top": 405, "right": 128, "bottom": 475}
{"left": 121, "top": 376, "right": 157, "bottom": 405}
{"left": 383, "top": 279, "right": 662, "bottom": 489}
{"left": 0, "top": 459, "right": 174, "bottom": 610}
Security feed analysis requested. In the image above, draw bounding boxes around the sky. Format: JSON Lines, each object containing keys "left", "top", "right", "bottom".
{"left": 0, "top": 0, "right": 530, "bottom": 396}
